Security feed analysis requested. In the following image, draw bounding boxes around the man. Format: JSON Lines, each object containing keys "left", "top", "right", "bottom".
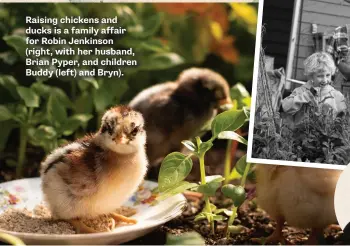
{"left": 325, "top": 24, "right": 350, "bottom": 94}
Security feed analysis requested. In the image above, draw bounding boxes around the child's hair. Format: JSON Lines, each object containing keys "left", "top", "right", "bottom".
{"left": 303, "top": 52, "right": 336, "bottom": 77}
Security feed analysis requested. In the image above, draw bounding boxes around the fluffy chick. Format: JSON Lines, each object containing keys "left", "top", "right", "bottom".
{"left": 40, "top": 106, "right": 148, "bottom": 233}
{"left": 129, "top": 67, "right": 232, "bottom": 167}
{"left": 255, "top": 164, "right": 341, "bottom": 244}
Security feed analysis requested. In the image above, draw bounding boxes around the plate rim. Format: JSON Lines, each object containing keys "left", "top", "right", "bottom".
{"left": 0, "top": 177, "right": 186, "bottom": 240}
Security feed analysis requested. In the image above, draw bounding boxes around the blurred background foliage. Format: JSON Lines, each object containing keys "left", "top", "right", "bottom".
{"left": 0, "top": 2, "right": 257, "bottom": 178}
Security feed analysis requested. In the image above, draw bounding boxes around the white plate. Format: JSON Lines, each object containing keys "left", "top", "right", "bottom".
{"left": 0, "top": 178, "right": 186, "bottom": 245}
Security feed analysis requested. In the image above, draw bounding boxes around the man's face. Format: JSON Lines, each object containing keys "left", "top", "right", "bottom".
{"left": 312, "top": 68, "right": 332, "bottom": 87}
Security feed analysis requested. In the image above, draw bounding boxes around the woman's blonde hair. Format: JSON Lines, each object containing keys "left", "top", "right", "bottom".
{"left": 303, "top": 52, "right": 336, "bottom": 77}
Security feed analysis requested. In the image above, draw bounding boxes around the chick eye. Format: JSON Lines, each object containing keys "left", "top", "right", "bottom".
{"left": 131, "top": 127, "right": 139, "bottom": 136}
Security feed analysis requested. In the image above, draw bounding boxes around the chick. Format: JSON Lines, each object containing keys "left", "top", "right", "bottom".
{"left": 40, "top": 106, "right": 148, "bottom": 233}
{"left": 129, "top": 67, "right": 232, "bottom": 167}
{"left": 255, "top": 164, "right": 341, "bottom": 244}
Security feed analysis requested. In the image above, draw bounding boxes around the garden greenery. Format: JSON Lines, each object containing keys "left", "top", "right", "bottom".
{"left": 0, "top": 3, "right": 257, "bottom": 178}
{"left": 156, "top": 84, "right": 254, "bottom": 238}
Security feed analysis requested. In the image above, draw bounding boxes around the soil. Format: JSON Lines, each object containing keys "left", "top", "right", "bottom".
{"left": 125, "top": 193, "right": 346, "bottom": 245}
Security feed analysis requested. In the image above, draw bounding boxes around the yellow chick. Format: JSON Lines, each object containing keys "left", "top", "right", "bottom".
{"left": 40, "top": 106, "right": 148, "bottom": 233}
{"left": 129, "top": 67, "right": 232, "bottom": 167}
{"left": 255, "top": 164, "right": 341, "bottom": 244}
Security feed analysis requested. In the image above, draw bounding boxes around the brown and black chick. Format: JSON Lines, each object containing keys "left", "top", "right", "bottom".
{"left": 40, "top": 106, "right": 148, "bottom": 233}
{"left": 129, "top": 67, "right": 232, "bottom": 168}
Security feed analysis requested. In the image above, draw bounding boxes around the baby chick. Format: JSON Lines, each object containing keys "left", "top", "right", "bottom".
{"left": 255, "top": 164, "right": 341, "bottom": 244}
{"left": 129, "top": 67, "right": 232, "bottom": 167}
{"left": 40, "top": 106, "right": 148, "bottom": 233}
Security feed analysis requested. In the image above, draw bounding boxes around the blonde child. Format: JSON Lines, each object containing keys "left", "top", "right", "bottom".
{"left": 282, "top": 52, "right": 347, "bottom": 124}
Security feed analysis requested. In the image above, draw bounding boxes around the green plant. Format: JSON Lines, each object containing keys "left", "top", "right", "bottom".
{"left": 157, "top": 108, "right": 249, "bottom": 234}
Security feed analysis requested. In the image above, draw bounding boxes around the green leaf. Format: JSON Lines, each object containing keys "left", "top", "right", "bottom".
{"left": 235, "top": 154, "right": 251, "bottom": 176}
{"left": 166, "top": 231, "right": 205, "bottom": 245}
{"left": 0, "top": 75, "right": 19, "bottom": 99}
{"left": 3, "top": 35, "right": 26, "bottom": 58}
{"left": 194, "top": 212, "right": 206, "bottom": 222}
{"left": 31, "top": 83, "right": 72, "bottom": 108}
{"left": 211, "top": 110, "right": 247, "bottom": 138}
{"left": 181, "top": 140, "right": 197, "bottom": 152}
{"left": 17, "top": 86, "right": 40, "bottom": 108}
{"left": 5, "top": 159, "right": 17, "bottom": 168}
{"left": 128, "top": 13, "right": 163, "bottom": 39}
{"left": 218, "top": 131, "right": 248, "bottom": 145}
{"left": 230, "top": 83, "right": 250, "bottom": 100}
{"left": 55, "top": 3, "right": 82, "bottom": 17}
{"left": 47, "top": 94, "right": 67, "bottom": 126}
{"left": 79, "top": 77, "right": 99, "bottom": 89}
{"left": 197, "top": 175, "right": 224, "bottom": 196}
{"left": 61, "top": 114, "right": 93, "bottom": 136}
{"left": 221, "top": 184, "right": 246, "bottom": 207}
{"left": 0, "top": 121, "right": 15, "bottom": 151}
{"left": 228, "top": 225, "right": 245, "bottom": 234}
{"left": 28, "top": 125, "right": 57, "bottom": 142}
{"left": 198, "top": 141, "right": 213, "bottom": 155}
{"left": 156, "top": 181, "right": 198, "bottom": 202}
{"left": 13, "top": 105, "right": 28, "bottom": 123}
{"left": 140, "top": 53, "right": 185, "bottom": 71}
{"left": 228, "top": 168, "right": 242, "bottom": 181}
{"left": 158, "top": 152, "right": 193, "bottom": 192}
{"left": 0, "top": 105, "right": 13, "bottom": 121}
{"left": 243, "top": 107, "right": 250, "bottom": 119}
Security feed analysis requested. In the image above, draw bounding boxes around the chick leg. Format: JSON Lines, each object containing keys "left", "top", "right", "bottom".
{"left": 68, "top": 219, "right": 100, "bottom": 233}
{"left": 251, "top": 217, "right": 286, "bottom": 244}
{"left": 305, "top": 228, "right": 324, "bottom": 245}
{"left": 110, "top": 212, "right": 137, "bottom": 224}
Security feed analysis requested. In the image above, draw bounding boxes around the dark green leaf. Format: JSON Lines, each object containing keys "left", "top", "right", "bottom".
{"left": 181, "top": 140, "right": 196, "bottom": 152}
{"left": 17, "top": 86, "right": 40, "bottom": 108}
{"left": 0, "top": 75, "right": 19, "bottom": 99}
{"left": 5, "top": 159, "right": 17, "bottom": 168}
{"left": 166, "top": 231, "right": 205, "bottom": 245}
{"left": 156, "top": 181, "right": 198, "bottom": 202}
{"left": 128, "top": 13, "right": 163, "bottom": 39}
{"left": 221, "top": 184, "right": 246, "bottom": 207}
{"left": 47, "top": 94, "right": 67, "bottom": 126}
{"left": 235, "top": 154, "right": 249, "bottom": 176}
{"left": 140, "top": 53, "right": 185, "bottom": 71}
{"left": 230, "top": 83, "right": 250, "bottom": 100}
{"left": 211, "top": 110, "right": 247, "bottom": 138}
{"left": 218, "top": 131, "right": 248, "bottom": 145}
{"left": 0, "top": 105, "right": 13, "bottom": 121}
{"left": 0, "top": 121, "right": 15, "bottom": 151}
{"left": 198, "top": 141, "right": 213, "bottom": 155}
{"left": 158, "top": 152, "right": 193, "bottom": 192}
{"left": 55, "top": 3, "right": 82, "bottom": 18}
{"left": 197, "top": 175, "right": 224, "bottom": 196}
{"left": 3, "top": 35, "right": 26, "bottom": 58}
{"left": 61, "top": 114, "right": 93, "bottom": 136}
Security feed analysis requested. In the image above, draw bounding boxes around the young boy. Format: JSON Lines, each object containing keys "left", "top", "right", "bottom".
{"left": 282, "top": 52, "right": 347, "bottom": 125}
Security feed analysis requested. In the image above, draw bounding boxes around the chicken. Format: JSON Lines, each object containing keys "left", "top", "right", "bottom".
{"left": 129, "top": 67, "right": 232, "bottom": 168}
{"left": 40, "top": 106, "right": 148, "bottom": 233}
{"left": 254, "top": 164, "right": 341, "bottom": 244}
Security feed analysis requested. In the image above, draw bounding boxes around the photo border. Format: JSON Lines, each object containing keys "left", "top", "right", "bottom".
{"left": 246, "top": 0, "right": 347, "bottom": 171}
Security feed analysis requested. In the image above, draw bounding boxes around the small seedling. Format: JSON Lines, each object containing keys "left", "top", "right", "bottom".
{"left": 157, "top": 108, "right": 249, "bottom": 234}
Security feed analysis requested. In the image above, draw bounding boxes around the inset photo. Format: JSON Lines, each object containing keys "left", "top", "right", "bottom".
{"left": 247, "top": 0, "right": 350, "bottom": 169}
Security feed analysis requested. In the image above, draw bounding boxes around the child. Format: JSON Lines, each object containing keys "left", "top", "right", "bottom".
{"left": 282, "top": 52, "right": 347, "bottom": 125}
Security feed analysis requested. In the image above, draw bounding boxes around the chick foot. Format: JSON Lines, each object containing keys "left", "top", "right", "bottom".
{"left": 110, "top": 212, "right": 137, "bottom": 225}
{"left": 68, "top": 219, "right": 100, "bottom": 234}
{"left": 251, "top": 218, "right": 286, "bottom": 244}
{"left": 304, "top": 228, "right": 324, "bottom": 245}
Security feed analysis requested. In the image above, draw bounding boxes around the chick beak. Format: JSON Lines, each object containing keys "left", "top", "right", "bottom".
{"left": 117, "top": 134, "right": 129, "bottom": 144}
{"left": 219, "top": 97, "right": 233, "bottom": 111}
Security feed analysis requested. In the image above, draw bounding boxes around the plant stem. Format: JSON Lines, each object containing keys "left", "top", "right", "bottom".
{"left": 196, "top": 137, "right": 215, "bottom": 234}
{"left": 16, "top": 108, "right": 33, "bottom": 178}
{"left": 224, "top": 140, "right": 232, "bottom": 184}
{"left": 226, "top": 162, "right": 252, "bottom": 238}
